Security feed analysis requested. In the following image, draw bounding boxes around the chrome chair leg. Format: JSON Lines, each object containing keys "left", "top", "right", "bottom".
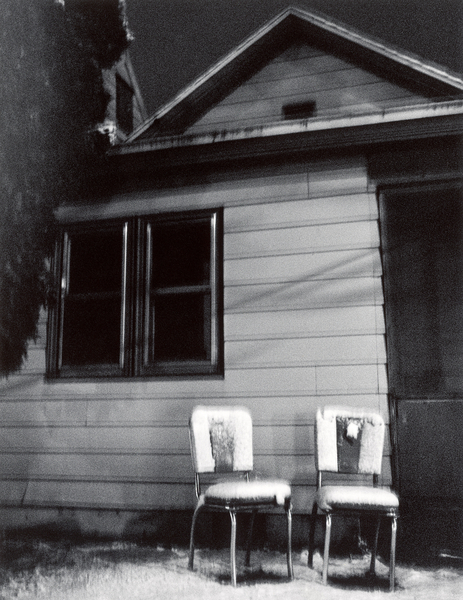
{"left": 286, "top": 503, "right": 294, "bottom": 579}
{"left": 370, "top": 517, "right": 381, "bottom": 575}
{"left": 308, "top": 502, "right": 318, "bottom": 567}
{"left": 188, "top": 504, "right": 202, "bottom": 571}
{"left": 322, "top": 513, "right": 332, "bottom": 585}
{"left": 245, "top": 510, "right": 256, "bottom": 567}
{"left": 389, "top": 516, "right": 397, "bottom": 592}
{"left": 230, "top": 510, "right": 237, "bottom": 587}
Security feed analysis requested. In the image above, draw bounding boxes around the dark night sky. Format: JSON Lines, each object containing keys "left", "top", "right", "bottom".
{"left": 125, "top": 0, "right": 463, "bottom": 116}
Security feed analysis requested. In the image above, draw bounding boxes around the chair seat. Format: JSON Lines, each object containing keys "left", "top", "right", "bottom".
{"left": 204, "top": 479, "right": 291, "bottom": 507}
{"left": 316, "top": 485, "right": 399, "bottom": 513}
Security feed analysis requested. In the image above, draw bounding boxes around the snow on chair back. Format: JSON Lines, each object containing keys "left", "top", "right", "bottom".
{"left": 189, "top": 406, "right": 253, "bottom": 474}
{"left": 315, "top": 407, "right": 385, "bottom": 475}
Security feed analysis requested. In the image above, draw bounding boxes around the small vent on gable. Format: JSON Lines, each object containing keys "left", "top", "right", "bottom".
{"left": 283, "top": 100, "right": 316, "bottom": 120}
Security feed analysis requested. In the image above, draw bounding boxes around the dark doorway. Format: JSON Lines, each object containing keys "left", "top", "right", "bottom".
{"left": 380, "top": 182, "right": 463, "bottom": 555}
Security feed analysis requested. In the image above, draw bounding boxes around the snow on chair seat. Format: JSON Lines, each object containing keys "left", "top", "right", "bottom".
{"left": 203, "top": 479, "right": 291, "bottom": 507}
{"left": 317, "top": 485, "right": 399, "bottom": 512}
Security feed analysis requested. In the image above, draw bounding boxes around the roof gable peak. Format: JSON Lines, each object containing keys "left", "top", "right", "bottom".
{"left": 127, "top": 5, "right": 463, "bottom": 142}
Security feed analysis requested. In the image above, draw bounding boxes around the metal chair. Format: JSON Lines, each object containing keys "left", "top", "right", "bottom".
{"left": 308, "top": 406, "right": 399, "bottom": 591}
{"left": 188, "top": 406, "right": 293, "bottom": 586}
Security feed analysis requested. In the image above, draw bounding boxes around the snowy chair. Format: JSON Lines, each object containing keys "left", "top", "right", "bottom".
{"left": 308, "top": 407, "right": 399, "bottom": 592}
{"left": 188, "top": 406, "right": 293, "bottom": 586}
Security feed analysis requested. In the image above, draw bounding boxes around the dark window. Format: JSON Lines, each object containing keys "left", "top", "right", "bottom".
{"left": 143, "top": 215, "right": 219, "bottom": 375}
{"left": 48, "top": 211, "right": 222, "bottom": 378}
{"left": 116, "top": 74, "right": 133, "bottom": 134}
{"left": 380, "top": 183, "right": 463, "bottom": 399}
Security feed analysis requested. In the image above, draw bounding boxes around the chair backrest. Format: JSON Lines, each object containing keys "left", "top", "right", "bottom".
{"left": 315, "top": 406, "right": 385, "bottom": 476}
{"left": 189, "top": 406, "right": 253, "bottom": 475}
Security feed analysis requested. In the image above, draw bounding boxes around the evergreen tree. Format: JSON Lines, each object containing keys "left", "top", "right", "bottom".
{"left": 0, "top": 0, "right": 130, "bottom": 376}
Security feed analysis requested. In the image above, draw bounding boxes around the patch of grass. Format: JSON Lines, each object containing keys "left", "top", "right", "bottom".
{"left": 0, "top": 539, "right": 174, "bottom": 599}
{"left": 0, "top": 538, "right": 462, "bottom": 600}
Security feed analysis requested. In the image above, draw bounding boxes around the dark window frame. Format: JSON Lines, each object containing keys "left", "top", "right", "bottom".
{"left": 47, "top": 210, "right": 223, "bottom": 379}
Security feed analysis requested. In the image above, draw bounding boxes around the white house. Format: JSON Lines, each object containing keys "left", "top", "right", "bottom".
{"left": 1, "top": 7, "right": 462, "bottom": 553}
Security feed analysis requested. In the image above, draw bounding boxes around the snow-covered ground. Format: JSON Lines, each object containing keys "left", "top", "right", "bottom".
{"left": 1, "top": 541, "right": 462, "bottom": 599}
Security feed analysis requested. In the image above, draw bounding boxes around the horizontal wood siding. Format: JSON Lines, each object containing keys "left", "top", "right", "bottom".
{"left": 0, "top": 157, "right": 390, "bottom": 517}
{"left": 186, "top": 42, "right": 428, "bottom": 134}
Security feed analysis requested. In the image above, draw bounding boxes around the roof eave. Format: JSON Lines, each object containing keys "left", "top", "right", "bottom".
{"left": 112, "top": 100, "right": 463, "bottom": 158}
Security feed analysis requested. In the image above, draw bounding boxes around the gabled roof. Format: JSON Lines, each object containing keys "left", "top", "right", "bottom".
{"left": 125, "top": 6, "right": 463, "bottom": 144}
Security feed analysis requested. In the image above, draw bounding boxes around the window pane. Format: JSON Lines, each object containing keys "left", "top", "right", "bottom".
{"left": 151, "top": 220, "right": 210, "bottom": 287}
{"left": 383, "top": 186, "right": 463, "bottom": 397}
{"left": 153, "top": 293, "right": 211, "bottom": 361}
{"left": 69, "top": 231, "right": 122, "bottom": 294}
{"left": 62, "top": 297, "right": 121, "bottom": 366}
{"left": 62, "top": 229, "right": 123, "bottom": 368}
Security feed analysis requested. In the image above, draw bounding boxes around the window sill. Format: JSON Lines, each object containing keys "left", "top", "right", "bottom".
{"left": 45, "top": 371, "right": 224, "bottom": 382}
